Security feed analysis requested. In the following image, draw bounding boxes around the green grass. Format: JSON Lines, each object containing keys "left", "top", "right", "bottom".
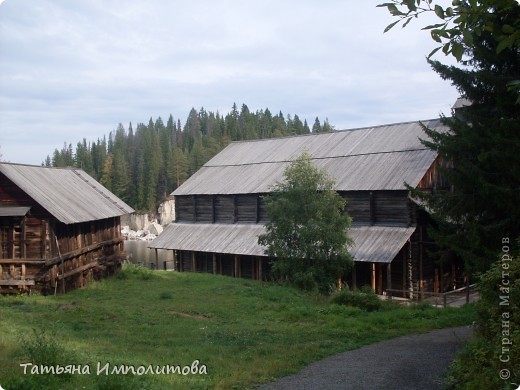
{"left": 0, "top": 265, "right": 476, "bottom": 389}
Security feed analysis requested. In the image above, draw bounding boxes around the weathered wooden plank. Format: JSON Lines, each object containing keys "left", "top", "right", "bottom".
{"left": 44, "top": 237, "right": 124, "bottom": 267}
{"left": 0, "top": 259, "right": 46, "bottom": 264}
{"left": 0, "top": 279, "right": 35, "bottom": 286}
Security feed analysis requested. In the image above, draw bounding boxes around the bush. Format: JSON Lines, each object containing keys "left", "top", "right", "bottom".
{"left": 331, "top": 287, "right": 382, "bottom": 312}
{"left": 445, "top": 243, "right": 520, "bottom": 389}
{"left": 117, "top": 263, "right": 153, "bottom": 280}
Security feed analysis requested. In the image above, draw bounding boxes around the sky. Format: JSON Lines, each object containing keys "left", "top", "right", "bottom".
{"left": 0, "top": 0, "right": 460, "bottom": 165}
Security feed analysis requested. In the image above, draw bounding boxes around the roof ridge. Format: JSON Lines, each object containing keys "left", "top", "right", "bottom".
{"left": 223, "top": 118, "right": 442, "bottom": 146}
{"left": 204, "top": 148, "right": 432, "bottom": 168}
{"left": 0, "top": 162, "right": 77, "bottom": 170}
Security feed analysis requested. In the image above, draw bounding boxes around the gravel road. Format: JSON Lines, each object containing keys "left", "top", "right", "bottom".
{"left": 258, "top": 325, "right": 473, "bottom": 390}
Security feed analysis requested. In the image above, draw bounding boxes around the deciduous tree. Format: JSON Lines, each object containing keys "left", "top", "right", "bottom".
{"left": 258, "top": 152, "right": 353, "bottom": 293}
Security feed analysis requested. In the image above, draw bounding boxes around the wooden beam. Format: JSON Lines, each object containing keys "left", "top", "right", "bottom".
{"left": 352, "top": 263, "right": 357, "bottom": 290}
{"left": 0, "top": 259, "right": 46, "bottom": 265}
{"left": 44, "top": 238, "right": 124, "bottom": 267}
{"left": 57, "top": 261, "right": 99, "bottom": 280}
{"left": 212, "top": 253, "right": 217, "bottom": 275}
{"left": 0, "top": 279, "right": 35, "bottom": 286}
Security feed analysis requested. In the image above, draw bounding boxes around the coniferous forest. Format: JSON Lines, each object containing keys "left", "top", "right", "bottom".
{"left": 45, "top": 103, "right": 334, "bottom": 212}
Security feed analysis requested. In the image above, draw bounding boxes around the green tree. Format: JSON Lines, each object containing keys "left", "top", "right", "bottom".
{"left": 379, "top": 0, "right": 520, "bottom": 100}
{"left": 258, "top": 152, "right": 353, "bottom": 294}
{"left": 382, "top": 1, "right": 520, "bottom": 273}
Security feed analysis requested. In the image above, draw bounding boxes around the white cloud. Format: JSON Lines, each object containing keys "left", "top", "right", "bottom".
{"left": 0, "top": 0, "right": 458, "bottom": 164}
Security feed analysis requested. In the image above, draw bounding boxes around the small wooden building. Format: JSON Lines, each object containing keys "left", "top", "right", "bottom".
{"left": 0, "top": 163, "right": 134, "bottom": 294}
{"left": 150, "top": 119, "right": 465, "bottom": 297}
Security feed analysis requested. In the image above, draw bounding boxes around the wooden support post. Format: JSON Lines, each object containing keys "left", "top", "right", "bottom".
{"left": 258, "top": 257, "right": 262, "bottom": 281}
{"left": 155, "top": 248, "right": 159, "bottom": 270}
{"left": 78, "top": 271, "right": 84, "bottom": 288}
{"left": 419, "top": 227, "right": 423, "bottom": 300}
{"left": 21, "top": 264, "right": 26, "bottom": 279}
{"left": 402, "top": 249, "right": 406, "bottom": 297}
{"left": 377, "top": 263, "right": 383, "bottom": 295}
{"left": 387, "top": 263, "right": 392, "bottom": 291}
{"left": 434, "top": 268, "right": 439, "bottom": 293}
{"left": 234, "top": 255, "right": 239, "bottom": 278}
{"left": 191, "top": 252, "right": 196, "bottom": 272}
{"left": 371, "top": 263, "right": 376, "bottom": 292}
{"left": 21, "top": 217, "right": 26, "bottom": 258}
{"left": 407, "top": 239, "right": 414, "bottom": 300}
{"left": 212, "top": 253, "right": 217, "bottom": 275}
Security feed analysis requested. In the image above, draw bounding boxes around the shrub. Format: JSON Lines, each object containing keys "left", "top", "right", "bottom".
{"left": 331, "top": 287, "right": 382, "bottom": 312}
{"left": 117, "top": 263, "right": 153, "bottom": 280}
{"left": 445, "top": 242, "right": 520, "bottom": 389}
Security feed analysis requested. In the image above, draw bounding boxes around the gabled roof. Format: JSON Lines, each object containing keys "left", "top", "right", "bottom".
{"left": 172, "top": 119, "right": 446, "bottom": 195}
{"left": 0, "top": 163, "right": 134, "bottom": 224}
{"left": 149, "top": 222, "right": 415, "bottom": 264}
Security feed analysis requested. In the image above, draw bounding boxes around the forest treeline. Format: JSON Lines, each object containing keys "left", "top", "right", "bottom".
{"left": 45, "top": 103, "right": 334, "bottom": 212}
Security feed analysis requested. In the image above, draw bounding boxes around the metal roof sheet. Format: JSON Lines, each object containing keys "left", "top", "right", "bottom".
{"left": 149, "top": 223, "right": 415, "bottom": 264}
{"left": 173, "top": 119, "right": 446, "bottom": 195}
{"left": 0, "top": 163, "right": 134, "bottom": 224}
{"left": 0, "top": 206, "right": 31, "bottom": 217}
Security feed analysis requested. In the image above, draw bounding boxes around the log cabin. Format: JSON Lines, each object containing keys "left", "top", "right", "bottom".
{"left": 0, "top": 163, "right": 134, "bottom": 294}
{"left": 149, "top": 119, "right": 465, "bottom": 297}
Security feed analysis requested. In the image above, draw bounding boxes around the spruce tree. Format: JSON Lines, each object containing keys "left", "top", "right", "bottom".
{"left": 410, "top": 2, "right": 520, "bottom": 273}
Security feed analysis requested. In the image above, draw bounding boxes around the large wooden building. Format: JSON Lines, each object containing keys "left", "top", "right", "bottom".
{"left": 150, "top": 119, "right": 464, "bottom": 297}
{"left": 0, "top": 163, "right": 134, "bottom": 294}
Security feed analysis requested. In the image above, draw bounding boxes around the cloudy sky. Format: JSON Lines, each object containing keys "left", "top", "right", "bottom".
{"left": 0, "top": 0, "right": 459, "bottom": 165}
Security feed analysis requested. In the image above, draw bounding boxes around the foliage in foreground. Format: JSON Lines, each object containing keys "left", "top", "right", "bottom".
{"left": 259, "top": 152, "right": 353, "bottom": 294}
{"left": 382, "top": 0, "right": 520, "bottom": 275}
{"left": 0, "top": 266, "right": 475, "bottom": 389}
{"left": 445, "top": 246, "right": 519, "bottom": 389}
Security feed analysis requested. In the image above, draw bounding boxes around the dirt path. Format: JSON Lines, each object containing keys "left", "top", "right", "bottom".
{"left": 258, "top": 325, "right": 473, "bottom": 390}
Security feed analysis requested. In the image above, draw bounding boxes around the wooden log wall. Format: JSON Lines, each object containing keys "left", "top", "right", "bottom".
{"left": 0, "top": 216, "right": 124, "bottom": 294}
{"left": 342, "top": 191, "right": 412, "bottom": 226}
{"left": 176, "top": 194, "right": 269, "bottom": 224}
{"left": 177, "top": 191, "right": 414, "bottom": 226}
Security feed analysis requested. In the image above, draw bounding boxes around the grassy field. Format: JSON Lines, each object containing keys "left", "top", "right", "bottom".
{"left": 0, "top": 265, "right": 476, "bottom": 389}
